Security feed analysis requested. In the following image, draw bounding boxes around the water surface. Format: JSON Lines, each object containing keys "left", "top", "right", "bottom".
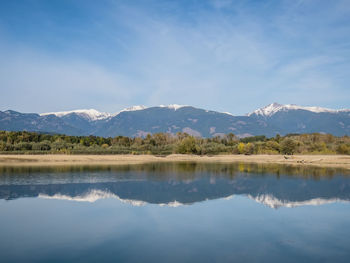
{"left": 1, "top": 163, "right": 350, "bottom": 263}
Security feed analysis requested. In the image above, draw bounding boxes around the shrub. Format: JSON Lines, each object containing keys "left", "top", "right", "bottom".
{"left": 265, "top": 141, "right": 280, "bottom": 153}
{"left": 336, "top": 144, "right": 350, "bottom": 155}
{"left": 14, "top": 142, "right": 32, "bottom": 151}
{"left": 176, "top": 137, "right": 199, "bottom": 154}
{"left": 32, "top": 141, "right": 51, "bottom": 151}
{"left": 281, "top": 138, "right": 297, "bottom": 155}
{"left": 237, "top": 143, "right": 245, "bottom": 154}
{"left": 0, "top": 141, "right": 6, "bottom": 151}
{"left": 244, "top": 142, "right": 255, "bottom": 155}
{"left": 198, "top": 142, "right": 228, "bottom": 155}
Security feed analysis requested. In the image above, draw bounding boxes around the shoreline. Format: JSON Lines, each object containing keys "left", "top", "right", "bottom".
{"left": 0, "top": 154, "right": 349, "bottom": 169}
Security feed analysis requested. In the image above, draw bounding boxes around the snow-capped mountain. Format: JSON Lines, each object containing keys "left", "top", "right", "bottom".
{"left": 40, "top": 109, "right": 112, "bottom": 121}
{"left": 116, "top": 105, "right": 148, "bottom": 115}
{"left": 1, "top": 103, "right": 349, "bottom": 137}
{"left": 159, "top": 104, "right": 188, "bottom": 110}
{"left": 249, "top": 102, "right": 350, "bottom": 117}
{"left": 40, "top": 105, "right": 189, "bottom": 119}
{"left": 115, "top": 104, "right": 187, "bottom": 115}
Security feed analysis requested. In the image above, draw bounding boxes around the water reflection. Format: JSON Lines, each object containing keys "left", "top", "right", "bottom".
{"left": 0, "top": 162, "right": 349, "bottom": 209}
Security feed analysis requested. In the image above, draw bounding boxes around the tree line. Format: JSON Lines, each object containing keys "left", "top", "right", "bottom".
{"left": 0, "top": 131, "right": 349, "bottom": 155}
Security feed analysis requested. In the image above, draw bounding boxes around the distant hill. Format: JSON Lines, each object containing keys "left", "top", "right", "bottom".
{"left": 0, "top": 103, "right": 349, "bottom": 137}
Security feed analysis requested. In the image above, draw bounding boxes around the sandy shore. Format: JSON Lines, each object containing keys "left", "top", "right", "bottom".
{"left": 0, "top": 154, "right": 349, "bottom": 169}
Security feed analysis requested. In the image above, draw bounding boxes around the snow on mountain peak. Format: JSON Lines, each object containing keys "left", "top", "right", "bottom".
{"left": 38, "top": 103, "right": 349, "bottom": 121}
{"left": 120, "top": 105, "right": 147, "bottom": 112}
{"left": 40, "top": 109, "right": 112, "bottom": 121}
{"left": 39, "top": 104, "right": 188, "bottom": 120}
{"left": 111, "top": 105, "right": 148, "bottom": 117}
{"left": 248, "top": 103, "right": 348, "bottom": 117}
{"left": 115, "top": 104, "right": 187, "bottom": 115}
{"left": 159, "top": 104, "right": 187, "bottom": 110}
{"left": 249, "top": 103, "right": 284, "bottom": 117}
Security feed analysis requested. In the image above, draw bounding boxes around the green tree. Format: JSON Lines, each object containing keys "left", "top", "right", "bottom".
{"left": 275, "top": 134, "right": 281, "bottom": 143}
{"left": 265, "top": 141, "right": 280, "bottom": 153}
{"left": 336, "top": 144, "right": 350, "bottom": 155}
{"left": 244, "top": 142, "right": 254, "bottom": 155}
{"left": 32, "top": 141, "right": 51, "bottom": 151}
{"left": 237, "top": 143, "right": 245, "bottom": 154}
{"left": 176, "top": 137, "right": 198, "bottom": 154}
{"left": 281, "top": 138, "right": 297, "bottom": 155}
{"left": 0, "top": 141, "right": 6, "bottom": 151}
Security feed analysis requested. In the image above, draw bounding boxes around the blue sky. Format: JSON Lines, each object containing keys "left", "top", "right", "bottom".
{"left": 0, "top": 0, "right": 349, "bottom": 115}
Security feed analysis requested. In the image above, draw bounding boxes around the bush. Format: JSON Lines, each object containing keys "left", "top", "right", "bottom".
{"left": 240, "top": 135, "right": 266, "bottom": 143}
{"left": 237, "top": 143, "right": 245, "bottom": 154}
{"left": 176, "top": 137, "right": 199, "bottom": 154}
{"left": 244, "top": 142, "right": 255, "bottom": 155}
{"left": 101, "top": 143, "right": 109, "bottom": 149}
{"left": 336, "top": 144, "right": 350, "bottom": 155}
{"left": 265, "top": 141, "right": 280, "bottom": 153}
{"left": 32, "top": 141, "right": 51, "bottom": 151}
{"left": 14, "top": 142, "right": 32, "bottom": 151}
{"left": 0, "top": 141, "right": 6, "bottom": 151}
{"left": 281, "top": 138, "right": 297, "bottom": 155}
{"left": 198, "top": 142, "right": 228, "bottom": 155}
{"left": 51, "top": 141, "right": 69, "bottom": 151}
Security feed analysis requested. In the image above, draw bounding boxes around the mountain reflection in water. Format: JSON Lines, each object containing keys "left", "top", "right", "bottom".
{"left": 0, "top": 162, "right": 349, "bottom": 209}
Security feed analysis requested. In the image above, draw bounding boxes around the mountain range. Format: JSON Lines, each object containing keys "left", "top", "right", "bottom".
{"left": 0, "top": 103, "right": 349, "bottom": 138}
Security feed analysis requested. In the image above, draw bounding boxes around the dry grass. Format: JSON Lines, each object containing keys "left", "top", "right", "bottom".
{"left": 0, "top": 154, "right": 349, "bottom": 169}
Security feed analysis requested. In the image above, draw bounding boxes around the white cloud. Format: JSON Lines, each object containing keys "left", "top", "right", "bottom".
{"left": 0, "top": 0, "right": 349, "bottom": 114}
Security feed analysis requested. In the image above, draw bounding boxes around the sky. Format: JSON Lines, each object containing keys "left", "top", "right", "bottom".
{"left": 0, "top": 0, "right": 349, "bottom": 115}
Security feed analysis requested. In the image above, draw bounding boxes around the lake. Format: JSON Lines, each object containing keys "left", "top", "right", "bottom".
{"left": 1, "top": 162, "right": 350, "bottom": 263}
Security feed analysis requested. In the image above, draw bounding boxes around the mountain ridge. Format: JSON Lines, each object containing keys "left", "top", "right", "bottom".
{"left": 39, "top": 104, "right": 190, "bottom": 120}
{"left": 1, "top": 103, "right": 349, "bottom": 138}
{"left": 248, "top": 102, "right": 350, "bottom": 117}
{"left": 38, "top": 103, "right": 350, "bottom": 119}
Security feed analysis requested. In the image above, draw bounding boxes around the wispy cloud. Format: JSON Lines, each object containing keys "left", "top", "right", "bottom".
{"left": 0, "top": 0, "right": 349, "bottom": 114}
{"left": 0, "top": 48, "right": 133, "bottom": 113}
